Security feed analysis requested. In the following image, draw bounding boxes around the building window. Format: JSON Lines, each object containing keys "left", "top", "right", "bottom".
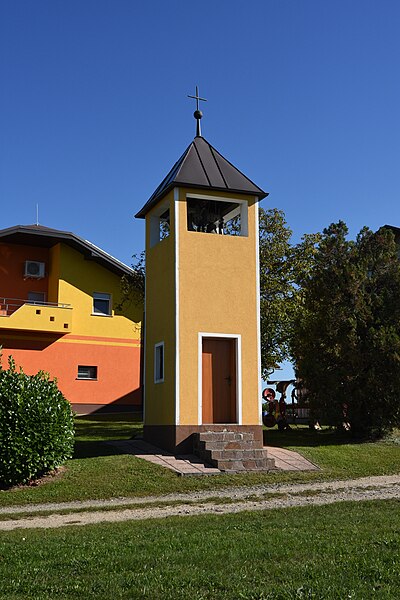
{"left": 28, "top": 291, "right": 46, "bottom": 304}
{"left": 93, "top": 292, "right": 111, "bottom": 315}
{"left": 77, "top": 366, "right": 98, "bottom": 380}
{"left": 154, "top": 342, "right": 164, "bottom": 383}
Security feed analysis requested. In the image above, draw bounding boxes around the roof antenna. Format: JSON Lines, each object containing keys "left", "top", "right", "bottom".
{"left": 187, "top": 85, "right": 207, "bottom": 137}
{"left": 36, "top": 203, "right": 39, "bottom": 226}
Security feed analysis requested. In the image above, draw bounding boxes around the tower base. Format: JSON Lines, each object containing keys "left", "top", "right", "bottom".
{"left": 143, "top": 424, "right": 264, "bottom": 454}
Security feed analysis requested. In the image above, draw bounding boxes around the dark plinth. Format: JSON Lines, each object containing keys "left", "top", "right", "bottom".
{"left": 143, "top": 424, "right": 264, "bottom": 454}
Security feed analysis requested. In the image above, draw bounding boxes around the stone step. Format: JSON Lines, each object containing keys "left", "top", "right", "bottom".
{"left": 198, "top": 448, "right": 268, "bottom": 461}
{"left": 198, "top": 431, "right": 255, "bottom": 443}
{"left": 194, "top": 439, "right": 260, "bottom": 452}
{"left": 217, "top": 458, "right": 276, "bottom": 472}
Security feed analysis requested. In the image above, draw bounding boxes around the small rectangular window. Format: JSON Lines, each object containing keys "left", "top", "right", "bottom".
{"left": 93, "top": 292, "right": 111, "bottom": 315}
{"left": 28, "top": 291, "right": 46, "bottom": 304}
{"left": 154, "top": 342, "right": 164, "bottom": 383}
{"left": 77, "top": 366, "right": 98, "bottom": 380}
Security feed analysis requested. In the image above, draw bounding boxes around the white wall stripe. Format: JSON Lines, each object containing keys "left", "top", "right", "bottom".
{"left": 143, "top": 232, "right": 147, "bottom": 423}
{"left": 255, "top": 200, "right": 262, "bottom": 425}
{"left": 174, "top": 187, "right": 180, "bottom": 425}
{"left": 198, "top": 334, "right": 202, "bottom": 425}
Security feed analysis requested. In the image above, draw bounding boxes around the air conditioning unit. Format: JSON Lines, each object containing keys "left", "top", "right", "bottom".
{"left": 24, "top": 260, "right": 46, "bottom": 278}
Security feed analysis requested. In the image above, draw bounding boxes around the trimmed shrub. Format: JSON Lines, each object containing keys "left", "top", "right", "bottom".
{"left": 0, "top": 356, "right": 75, "bottom": 488}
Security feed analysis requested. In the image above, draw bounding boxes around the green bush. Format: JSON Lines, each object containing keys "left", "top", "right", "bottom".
{"left": 0, "top": 356, "right": 75, "bottom": 488}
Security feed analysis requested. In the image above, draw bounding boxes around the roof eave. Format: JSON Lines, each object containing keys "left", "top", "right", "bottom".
{"left": 0, "top": 226, "right": 134, "bottom": 277}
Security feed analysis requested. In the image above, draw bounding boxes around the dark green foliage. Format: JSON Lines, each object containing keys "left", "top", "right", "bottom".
{"left": 0, "top": 356, "right": 75, "bottom": 487}
{"left": 293, "top": 222, "right": 400, "bottom": 438}
{"left": 118, "top": 250, "right": 145, "bottom": 311}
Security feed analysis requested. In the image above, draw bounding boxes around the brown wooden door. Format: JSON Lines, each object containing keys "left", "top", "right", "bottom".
{"left": 202, "top": 337, "right": 237, "bottom": 424}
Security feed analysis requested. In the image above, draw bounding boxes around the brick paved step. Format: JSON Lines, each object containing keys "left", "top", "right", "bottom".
{"left": 198, "top": 431, "right": 254, "bottom": 443}
{"left": 197, "top": 448, "right": 268, "bottom": 461}
{"left": 193, "top": 431, "right": 276, "bottom": 472}
{"left": 194, "top": 439, "right": 260, "bottom": 452}
{"left": 216, "top": 458, "right": 276, "bottom": 472}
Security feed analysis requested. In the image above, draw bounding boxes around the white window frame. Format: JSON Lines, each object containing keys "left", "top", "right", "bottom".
{"left": 186, "top": 193, "right": 248, "bottom": 237}
{"left": 92, "top": 292, "right": 112, "bottom": 316}
{"left": 197, "top": 332, "right": 242, "bottom": 425}
{"left": 154, "top": 341, "right": 165, "bottom": 384}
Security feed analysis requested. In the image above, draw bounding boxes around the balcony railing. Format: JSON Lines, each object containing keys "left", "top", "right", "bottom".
{"left": 0, "top": 297, "right": 71, "bottom": 316}
{"left": 0, "top": 297, "right": 72, "bottom": 333}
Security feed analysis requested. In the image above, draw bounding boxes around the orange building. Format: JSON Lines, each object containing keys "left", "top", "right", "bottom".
{"left": 0, "top": 224, "right": 142, "bottom": 414}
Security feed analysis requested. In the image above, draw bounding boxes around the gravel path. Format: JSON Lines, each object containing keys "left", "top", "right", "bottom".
{"left": 1, "top": 474, "right": 399, "bottom": 531}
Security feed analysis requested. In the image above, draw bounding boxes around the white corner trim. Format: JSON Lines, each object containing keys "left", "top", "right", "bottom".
{"left": 255, "top": 200, "right": 262, "bottom": 425}
{"left": 236, "top": 335, "right": 243, "bottom": 426}
{"left": 174, "top": 187, "right": 180, "bottom": 425}
{"left": 197, "top": 334, "right": 203, "bottom": 425}
{"left": 198, "top": 332, "right": 242, "bottom": 425}
{"left": 143, "top": 275, "right": 146, "bottom": 422}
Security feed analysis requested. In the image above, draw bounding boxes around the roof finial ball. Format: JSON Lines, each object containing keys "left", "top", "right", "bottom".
{"left": 187, "top": 85, "right": 207, "bottom": 137}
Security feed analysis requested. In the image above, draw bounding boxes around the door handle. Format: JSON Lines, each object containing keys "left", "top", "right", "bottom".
{"left": 224, "top": 375, "right": 232, "bottom": 385}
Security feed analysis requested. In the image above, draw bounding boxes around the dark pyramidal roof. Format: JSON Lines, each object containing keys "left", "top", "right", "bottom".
{"left": 0, "top": 224, "right": 133, "bottom": 277}
{"left": 135, "top": 136, "right": 267, "bottom": 219}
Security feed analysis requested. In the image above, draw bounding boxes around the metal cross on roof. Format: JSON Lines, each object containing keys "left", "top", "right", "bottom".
{"left": 187, "top": 85, "right": 207, "bottom": 137}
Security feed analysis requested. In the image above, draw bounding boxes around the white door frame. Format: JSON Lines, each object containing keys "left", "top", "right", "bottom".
{"left": 197, "top": 332, "right": 242, "bottom": 425}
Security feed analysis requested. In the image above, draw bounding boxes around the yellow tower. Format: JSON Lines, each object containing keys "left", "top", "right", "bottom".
{"left": 136, "top": 101, "right": 272, "bottom": 469}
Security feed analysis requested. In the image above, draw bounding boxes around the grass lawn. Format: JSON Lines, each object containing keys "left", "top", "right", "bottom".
{"left": 0, "top": 415, "right": 399, "bottom": 507}
{"left": 0, "top": 499, "right": 399, "bottom": 599}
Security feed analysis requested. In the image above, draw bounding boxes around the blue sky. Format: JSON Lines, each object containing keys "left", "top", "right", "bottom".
{"left": 1, "top": 1, "right": 400, "bottom": 380}
{"left": 2, "top": 0, "right": 399, "bottom": 379}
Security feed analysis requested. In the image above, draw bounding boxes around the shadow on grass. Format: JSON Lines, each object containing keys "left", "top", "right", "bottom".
{"left": 264, "top": 426, "right": 362, "bottom": 449}
{"left": 73, "top": 413, "right": 143, "bottom": 459}
{"left": 75, "top": 413, "right": 143, "bottom": 422}
{"left": 75, "top": 414, "right": 142, "bottom": 437}
{"left": 73, "top": 414, "right": 381, "bottom": 458}
{"left": 73, "top": 440, "right": 128, "bottom": 459}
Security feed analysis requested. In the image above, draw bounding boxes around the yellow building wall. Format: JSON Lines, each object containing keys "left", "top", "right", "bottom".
{"left": 177, "top": 188, "right": 260, "bottom": 426}
{"left": 0, "top": 303, "right": 72, "bottom": 333}
{"left": 57, "top": 243, "right": 142, "bottom": 341}
{"left": 144, "top": 191, "right": 176, "bottom": 425}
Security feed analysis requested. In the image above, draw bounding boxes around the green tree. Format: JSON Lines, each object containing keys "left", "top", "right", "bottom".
{"left": 259, "top": 208, "right": 319, "bottom": 378}
{"left": 292, "top": 222, "right": 400, "bottom": 437}
{"left": 119, "top": 250, "right": 145, "bottom": 309}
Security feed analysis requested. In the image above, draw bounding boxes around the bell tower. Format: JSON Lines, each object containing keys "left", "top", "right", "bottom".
{"left": 135, "top": 93, "right": 269, "bottom": 457}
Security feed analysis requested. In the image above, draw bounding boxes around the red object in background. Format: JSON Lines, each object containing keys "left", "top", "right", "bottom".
{"left": 262, "top": 387, "right": 276, "bottom": 400}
